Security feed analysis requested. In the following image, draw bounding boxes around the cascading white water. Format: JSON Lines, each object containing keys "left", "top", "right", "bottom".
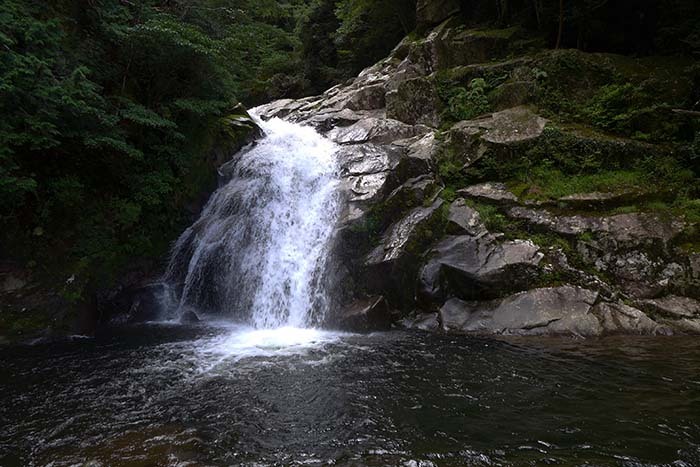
{"left": 163, "top": 116, "right": 341, "bottom": 329}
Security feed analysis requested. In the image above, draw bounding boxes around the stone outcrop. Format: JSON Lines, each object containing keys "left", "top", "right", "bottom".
{"left": 459, "top": 182, "right": 518, "bottom": 204}
{"left": 445, "top": 198, "right": 486, "bottom": 236}
{"left": 507, "top": 208, "right": 685, "bottom": 246}
{"left": 416, "top": 0, "right": 460, "bottom": 29}
{"left": 637, "top": 295, "right": 700, "bottom": 319}
{"left": 432, "top": 287, "right": 672, "bottom": 337}
{"left": 251, "top": 7, "right": 697, "bottom": 338}
{"left": 364, "top": 199, "right": 444, "bottom": 307}
{"left": 419, "top": 234, "right": 543, "bottom": 302}
{"left": 439, "top": 286, "right": 601, "bottom": 336}
{"left": 442, "top": 107, "right": 548, "bottom": 167}
{"left": 335, "top": 296, "right": 393, "bottom": 332}
{"left": 590, "top": 302, "right": 671, "bottom": 336}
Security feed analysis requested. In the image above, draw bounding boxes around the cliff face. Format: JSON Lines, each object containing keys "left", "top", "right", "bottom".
{"left": 256, "top": 4, "right": 700, "bottom": 336}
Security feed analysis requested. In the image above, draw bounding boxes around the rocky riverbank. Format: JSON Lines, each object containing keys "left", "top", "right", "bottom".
{"left": 256, "top": 2, "right": 700, "bottom": 337}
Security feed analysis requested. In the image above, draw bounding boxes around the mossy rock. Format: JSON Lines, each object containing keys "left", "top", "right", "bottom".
{"left": 463, "top": 124, "right": 667, "bottom": 185}
{"left": 386, "top": 77, "right": 442, "bottom": 127}
{"left": 361, "top": 199, "right": 447, "bottom": 309}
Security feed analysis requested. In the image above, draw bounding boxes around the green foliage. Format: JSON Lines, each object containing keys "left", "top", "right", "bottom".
{"left": 514, "top": 168, "right": 650, "bottom": 201}
{"left": 579, "top": 82, "right": 682, "bottom": 141}
{"left": 440, "top": 186, "right": 458, "bottom": 202}
{"left": 438, "top": 78, "right": 491, "bottom": 123}
{"left": 581, "top": 84, "right": 638, "bottom": 133}
{"left": 334, "top": 0, "right": 416, "bottom": 75}
{"left": 0, "top": 0, "right": 272, "bottom": 290}
{"left": 467, "top": 202, "right": 509, "bottom": 233}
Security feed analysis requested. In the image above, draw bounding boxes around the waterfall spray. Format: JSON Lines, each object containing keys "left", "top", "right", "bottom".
{"left": 162, "top": 116, "right": 341, "bottom": 328}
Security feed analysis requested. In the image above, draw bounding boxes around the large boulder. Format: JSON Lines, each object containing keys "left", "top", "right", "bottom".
{"left": 302, "top": 108, "right": 375, "bottom": 133}
{"left": 335, "top": 296, "right": 393, "bottom": 332}
{"left": 419, "top": 234, "right": 543, "bottom": 302}
{"left": 455, "top": 106, "right": 548, "bottom": 144}
{"left": 636, "top": 295, "right": 700, "bottom": 319}
{"left": 591, "top": 302, "right": 671, "bottom": 335}
{"left": 458, "top": 182, "right": 518, "bottom": 204}
{"left": 344, "top": 83, "right": 387, "bottom": 111}
{"left": 386, "top": 77, "right": 442, "bottom": 127}
{"left": 445, "top": 198, "right": 487, "bottom": 236}
{"left": 416, "top": 0, "right": 460, "bottom": 29}
{"left": 253, "top": 98, "right": 313, "bottom": 120}
{"left": 392, "top": 132, "right": 440, "bottom": 176}
{"left": 443, "top": 107, "right": 548, "bottom": 167}
{"left": 363, "top": 199, "right": 445, "bottom": 307}
{"left": 400, "top": 312, "right": 440, "bottom": 331}
{"left": 328, "top": 117, "right": 430, "bottom": 145}
{"left": 439, "top": 286, "right": 601, "bottom": 336}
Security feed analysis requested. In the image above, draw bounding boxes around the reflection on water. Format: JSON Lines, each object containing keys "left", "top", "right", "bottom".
{"left": 1, "top": 325, "right": 699, "bottom": 466}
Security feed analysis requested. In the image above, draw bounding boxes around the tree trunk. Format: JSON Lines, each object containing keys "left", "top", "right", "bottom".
{"left": 556, "top": 0, "right": 564, "bottom": 49}
{"left": 532, "top": 0, "right": 541, "bottom": 29}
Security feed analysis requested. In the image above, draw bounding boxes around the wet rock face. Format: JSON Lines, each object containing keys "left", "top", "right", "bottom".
{"left": 366, "top": 199, "right": 444, "bottom": 266}
{"left": 328, "top": 118, "right": 429, "bottom": 145}
{"left": 439, "top": 286, "right": 601, "bottom": 336}
{"left": 446, "top": 198, "right": 486, "bottom": 236}
{"left": 335, "top": 296, "right": 393, "bottom": 332}
{"left": 386, "top": 77, "right": 442, "bottom": 127}
{"left": 253, "top": 14, "right": 696, "bottom": 337}
{"left": 419, "top": 234, "right": 543, "bottom": 302}
{"left": 363, "top": 199, "right": 444, "bottom": 308}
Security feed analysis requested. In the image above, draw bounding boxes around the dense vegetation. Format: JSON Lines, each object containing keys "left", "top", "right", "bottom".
{"left": 1, "top": 0, "right": 699, "bottom": 338}
{"left": 0, "top": 0, "right": 416, "bottom": 315}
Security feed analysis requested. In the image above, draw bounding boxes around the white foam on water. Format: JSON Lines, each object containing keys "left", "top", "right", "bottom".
{"left": 192, "top": 326, "right": 349, "bottom": 370}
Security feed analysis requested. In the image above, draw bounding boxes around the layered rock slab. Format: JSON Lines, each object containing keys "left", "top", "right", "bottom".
{"left": 419, "top": 234, "right": 543, "bottom": 302}
{"left": 363, "top": 199, "right": 445, "bottom": 307}
{"left": 439, "top": 286, "right": 600, "bottom": 336}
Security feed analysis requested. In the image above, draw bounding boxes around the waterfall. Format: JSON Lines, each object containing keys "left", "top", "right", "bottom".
{"left": 162, "top": 116, "right": 341, "bottom": 329}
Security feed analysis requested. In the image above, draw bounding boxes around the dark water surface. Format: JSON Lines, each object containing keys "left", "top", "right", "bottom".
{"left": 1, "top": 324, "right": 699, "bottom": 466}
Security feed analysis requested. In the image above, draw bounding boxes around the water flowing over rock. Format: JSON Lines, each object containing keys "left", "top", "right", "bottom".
{"left": 240, "top": 12, "right": 698, "bottom": 337}
{"left": 162, "top": 117, "right": 341, "bottom": 328}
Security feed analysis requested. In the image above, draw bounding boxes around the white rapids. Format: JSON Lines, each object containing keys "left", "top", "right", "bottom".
{"left": 162, "top": 115, "right": 342, "bottom": 331}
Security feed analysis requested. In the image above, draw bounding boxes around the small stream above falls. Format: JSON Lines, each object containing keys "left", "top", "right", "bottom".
{"left": 162, "top": 116, "right": 341, "bottom": 328}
